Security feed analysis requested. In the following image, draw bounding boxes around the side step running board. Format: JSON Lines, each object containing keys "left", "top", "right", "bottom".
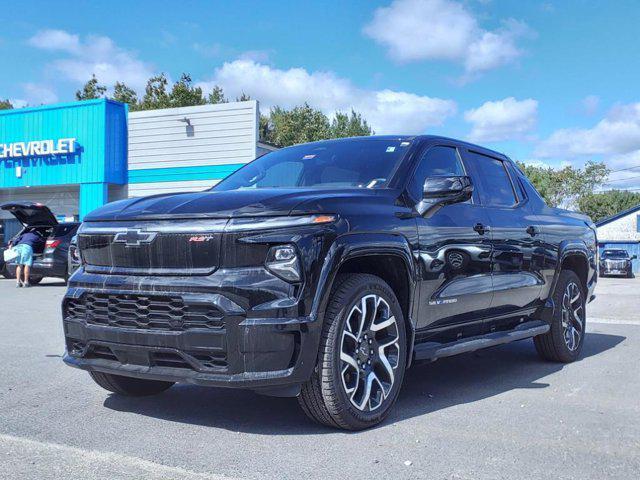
{"left": 413, "top": 320, "right": 550, "bottom": 362}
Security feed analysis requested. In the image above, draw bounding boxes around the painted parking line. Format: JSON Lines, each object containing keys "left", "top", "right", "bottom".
{"left": 0, "top": 433, "right": 238, "bottom": 480}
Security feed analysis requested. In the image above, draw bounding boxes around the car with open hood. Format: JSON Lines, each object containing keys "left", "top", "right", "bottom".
{"left": 1, "top": 202, "right": 79, "bottom": 284}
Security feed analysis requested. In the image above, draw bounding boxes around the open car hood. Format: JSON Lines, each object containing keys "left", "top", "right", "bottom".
{"left": 0, "top": 202, "right": 59, "bottom": 227}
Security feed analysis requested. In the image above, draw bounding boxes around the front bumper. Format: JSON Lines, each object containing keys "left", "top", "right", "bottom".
{"left": 599, "top": 265, "right": 632, "bottom": 276}
{"left": 62, "top": 269, "right": 322, "bottom": 395}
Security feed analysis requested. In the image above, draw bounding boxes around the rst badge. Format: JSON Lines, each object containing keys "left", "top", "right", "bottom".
{"left": 188, "top": 235, "right": 216, "bottom": 242}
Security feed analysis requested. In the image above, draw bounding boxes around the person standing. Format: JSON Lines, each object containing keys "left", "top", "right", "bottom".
{"left": 8, "top": 229, "right": 45, "bottom": 287}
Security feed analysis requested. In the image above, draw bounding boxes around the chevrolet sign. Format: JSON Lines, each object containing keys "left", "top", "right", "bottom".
{"left": 0, "top": 138, "right": 76, "bottom": 159}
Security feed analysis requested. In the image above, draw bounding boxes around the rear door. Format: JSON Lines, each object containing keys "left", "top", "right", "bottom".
{"left": 462, "top": 150, "right": 545, "bottom": 324}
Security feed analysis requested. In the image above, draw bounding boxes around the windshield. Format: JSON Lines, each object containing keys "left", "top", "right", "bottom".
{"left": 602, "top": 250, "right": 628, "bottom": 259}
{"left": 214, "top": 138, "right": 412, "bottom": 191}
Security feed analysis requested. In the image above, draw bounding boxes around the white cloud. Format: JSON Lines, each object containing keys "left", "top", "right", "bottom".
{"left": 192, "top": 42, "right": 222, "bottom": 57}
{"left": 8, "top": 84, "right": 59, "bottom": 108}
{"left": 533, "top": 102, "right": 640, "bottom": 190}
{"left": 597, "top": 151, "right": 640, "bottom": 190}
{"left": 28, "top": 29, "right": 155, "bottom": 91}
{"left": 464, "top": 97, "right": 538, "bottom": 142}
{"left": 9, "top": 99, "right": 28, "bottom": 109}
{"left": 535, "top": 103, "right": 640, "bottom": 158}
{"left": 519, "top": 158, "right": 553, "bottom": 169}
{"left": 28, "top": 29, "right": 80, "bottom": 53}
{"left": 363, "top": 0, "right": 532, "bottom": 75}
{"left": 238, "top": 50, "right": 272, "bottom": 63}
{"left": 198, "top": 59, "right": 457, "bottom": 134}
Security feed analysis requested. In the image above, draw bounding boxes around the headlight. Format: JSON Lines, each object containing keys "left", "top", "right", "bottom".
{"left": 226, "top": 214, "right": 337, "bottom": 232}
{"left": 265, "top": 245, "right": 301, "bottom": 282}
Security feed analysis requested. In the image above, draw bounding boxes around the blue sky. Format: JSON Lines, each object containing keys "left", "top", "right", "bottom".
{"left": 3, "top": 0, "right": 640, "bottom": 188}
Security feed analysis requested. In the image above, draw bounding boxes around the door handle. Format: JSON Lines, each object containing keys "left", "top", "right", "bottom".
{"left": 473, "top": 223, "right": 490, "bottom": 235}
{"left": 526, "top": 225, "right": 538, "bottom": 236}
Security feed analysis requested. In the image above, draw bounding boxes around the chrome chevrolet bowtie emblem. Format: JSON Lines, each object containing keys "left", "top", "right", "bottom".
{"left": 113, "top": 229, "right": 158, "bottom": 246}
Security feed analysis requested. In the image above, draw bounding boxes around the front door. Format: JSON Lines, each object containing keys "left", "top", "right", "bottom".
{"left": 411, "top": 144, "right": 493, "bottom": 343}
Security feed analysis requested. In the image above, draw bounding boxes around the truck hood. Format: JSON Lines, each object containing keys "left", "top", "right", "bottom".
{"left": 83, "top": 188, "right": 396, "bottom": 221}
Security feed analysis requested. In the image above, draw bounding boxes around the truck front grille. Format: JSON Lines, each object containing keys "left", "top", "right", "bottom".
{"left": 606, "top": 260, "right": 627, "bottom": 269}
{"left": 65, "top": 293, "right": 225, "bottom": 331}
{"left": 78, "top": 229, "right": 222, "bottom": 275}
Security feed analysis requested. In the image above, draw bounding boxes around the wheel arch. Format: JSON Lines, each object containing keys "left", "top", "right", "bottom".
{"left": 310, "top": 233, "right": 418, "bottom": 367}
{"left": 556, "top": 239, "right": 591, "bottom": 289}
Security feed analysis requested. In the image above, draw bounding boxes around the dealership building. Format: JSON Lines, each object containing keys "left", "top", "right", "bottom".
{"left": 0, "top": 99, "right": 273, "bottom": 241}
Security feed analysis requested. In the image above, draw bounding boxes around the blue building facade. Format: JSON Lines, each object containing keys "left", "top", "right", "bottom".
{"left": 0, "top": 99, "right": 128, "bottom": 220}
{"left": 1, "top": 99, "right": 270, "bottom": 244}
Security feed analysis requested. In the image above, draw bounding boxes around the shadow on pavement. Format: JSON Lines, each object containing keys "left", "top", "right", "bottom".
{"left": 103, "top": 332, "right": 625, "bottom": 434}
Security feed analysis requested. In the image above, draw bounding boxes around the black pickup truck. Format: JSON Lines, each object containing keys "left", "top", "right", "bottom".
{"left": 62, "top": 136, "right": 597, "bottom": 430}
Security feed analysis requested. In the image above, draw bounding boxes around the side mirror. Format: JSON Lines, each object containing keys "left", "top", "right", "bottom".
{"left": 416, "top": 176, "right": 473, "bottom": 216}
{"left": 632, "top": 255, "right": 637, "bottom": 260}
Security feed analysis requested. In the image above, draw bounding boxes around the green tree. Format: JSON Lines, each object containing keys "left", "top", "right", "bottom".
{"left": 0, "top": 99, "right": 13, "bottom": 110}
{"left": 208, "top": 85, "right": 227, "bottom": 104}
{"left": 111, "top": 82, "right": 139, "bottom": 109}
{"left": 265, "top": 104, "right": 331, "bottom": 147}
{"left": 76, "top": 74, "right": 107, "bottom": 100}
{"left": 169, "top": 73, "right": 206, "bottom": 107}
{"left": 517, "top": 160, "right": 610, "bottom": 209}
{"left": 259, "top": 115, "right": 272, "bottom": 143}
{"left": 577, "top": 189, "right": 640, "bottom": 222}
{"left": 330, "top": 110, "right": 373, "bottom": 138}
{"left": 236, "top": 92, "right": 252, "bottom": 102}
{"left": 139, "top": 74, "right": 171, "bottom": 110}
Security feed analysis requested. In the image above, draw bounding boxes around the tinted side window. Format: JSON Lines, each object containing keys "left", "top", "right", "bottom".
{"left": 466, "top": 152, "right": 517, "bottom": 207}
{"left": 409, "top": 146, "right": 465, "bottom": 199}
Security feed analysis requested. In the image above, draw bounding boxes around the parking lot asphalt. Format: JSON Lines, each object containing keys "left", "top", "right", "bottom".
{"left": 1, "top": 277, "right": 639, "bottom": 480}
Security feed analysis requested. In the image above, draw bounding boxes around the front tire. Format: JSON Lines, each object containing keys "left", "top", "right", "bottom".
{"left": 534, "top": 270, "right": 586, "bottom": 363}
{"left": 89, "top": 371, "right": 174, "bottom": 396}
{"left": 299, "top": 274, "right": 407, "bottom": 430}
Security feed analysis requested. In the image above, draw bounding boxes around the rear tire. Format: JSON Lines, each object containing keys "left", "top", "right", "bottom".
{"left": 298, "top": 273, "right": 407, "bottom": 430}
{"left": 89, "top": 371, "right": 174, "bottom": 396}
{"left": 29, "top": 276, "right": 43, "bottom": 285}
{"left": 534, "top": 270, "right": 586, "bottom": 363}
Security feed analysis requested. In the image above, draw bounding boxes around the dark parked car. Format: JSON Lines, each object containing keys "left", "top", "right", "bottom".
{"left": 1, "top": 203, "right": 80, "bottom": 284}
{"left": 599, "top": 249, "right": 635, "bottom": 277}
{"left": 62, "top": 136, "right": 597, "bottom": 430}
